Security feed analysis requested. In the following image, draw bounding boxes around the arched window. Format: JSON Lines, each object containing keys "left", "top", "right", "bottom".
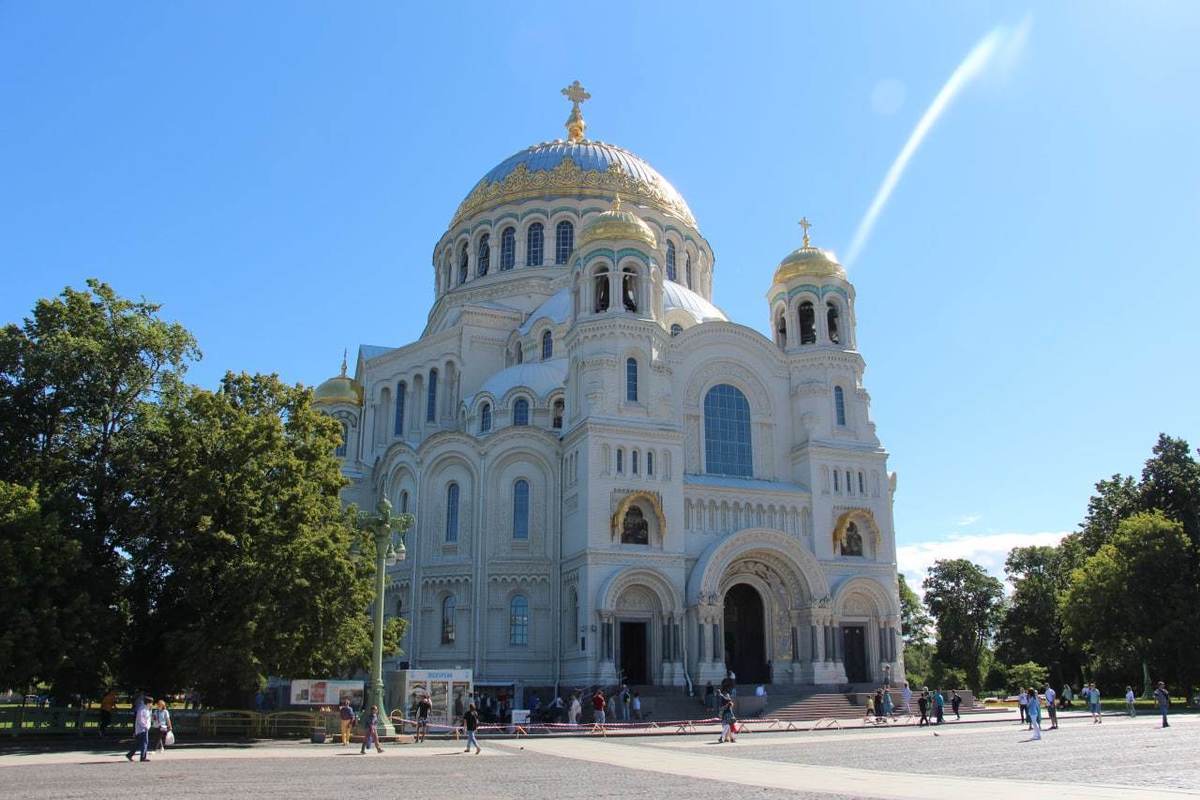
{"left": 480, "top": 402, "right": 492, "bottom": 433}
{"left": 616, "top": 448, "right": 624, "bottom": 474}
{"left": 335, "top": 421, "right": 348, "bottom": 458}
{"left": 704, "top": 384, "right": 753, "bottom": 477}
{"left": 826, "top": 301, "right": 841, "bottom": 344}
{"left": 621, "top": 506, "right": 649, "bottom": 545}
{"left": 670, "top": 323, "right": 683, "bottom": 337}
{"left": 526, "top": 222, "right": 544, "bottom": 266}
{"left": 555, "top": 220, "right": 574, "bottom": 264}
{"left": 513, "top": 398, "right": 529, "bottom": 426}
{"left": 666, "top": 241, "right": 677, "bottom": 281}
{"left": 552, "top": 399, "right": 564, "bottom": 429}
{"left": 541, "top": 330, "right": 553, "bottom": 360}
{"left": 799, "top": 301, "right": 816, "bottom": 344}
{"left": 631, "top": 450, "right": 640, "bottom": 474}
{"left": 512, "top": 479, "right": 529, "bottom": 540}
{"left": 646, "top": 451, "right": 654, "bottom": 476}
{"left": 846, "top": 469, "right": 854, "bottom": 495}
{"left": 399, "top": 490, "right": 409, "bottom": 514}
{"left": 842, "top": 522, "right": 863, "bottom": 556}
{"left": 441, "top": 595, "right": 456, "bottom": 643}
{"left": 509, "top": 595, "right": 529, "bottom": 645}
{"left": 593, "top": 268, "right": 610, "bottom": 312}
{"left": 515, "top": 344, "right": 523, "bottom": 365}
{"left": 834, "top": 470, "right": 840, "bottom": 493}
{"left": 776, "top": 311, "right": 788, "bottom": 348}
{"left": 685, "top": 254, "right": 693, "bottom": 288}
{"left": 626, "top": 357, "right": 638, "bottom": 402}
{"left": 477, "top": 234, "right": 490, "bottom": 276}
{"left": 834, "top": 386, "right": 846, "bottom": 426}
{"left": 445, "top": 482, "right": 459, "bottom": 542}
{"left": 426, "top": 368, "right": 438, "bottom": 423}
{"left": 858, "top": 471, "right": 865, "bottom": 494}
{"left": 500, "top": 227, "right": 516, "bottom": 270}
{"left": 458, "top": 242, "right": 469, "bottom": 284}
{"left": 394, "top": 381, "right": 407, "bottom": 435}
{"left": 621, "top": 266, "right": 638, "bottom": 312}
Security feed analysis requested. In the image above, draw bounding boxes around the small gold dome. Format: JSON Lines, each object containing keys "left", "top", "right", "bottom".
{"left": 313, "top": 353, "right": 363, "bottom": 406}
{"left": 773, "top": 245, "right": 846, "bottom": 283}
{"left": 577, "top": 196, "right": 657, "bottom": 250}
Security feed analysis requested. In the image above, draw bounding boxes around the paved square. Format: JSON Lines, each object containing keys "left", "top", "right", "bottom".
{"left": 1, "top": 714, "right": 1196, "bottom": 799}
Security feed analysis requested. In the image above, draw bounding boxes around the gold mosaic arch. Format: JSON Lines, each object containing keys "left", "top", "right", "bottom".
{"left": 610, "top": 490, "right": 667, "bottom": 542}
{"left": 831, "top": 508, "right": 881, "bottom": 550}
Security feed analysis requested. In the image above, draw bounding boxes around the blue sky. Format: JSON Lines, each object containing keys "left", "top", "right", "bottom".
{"left": 2, "top": 2, "right": 1197, "bottom": 583}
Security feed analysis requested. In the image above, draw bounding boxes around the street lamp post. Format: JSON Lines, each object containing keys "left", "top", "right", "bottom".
{"left": 357, "top": 498, "right": 412, "bottom": 737}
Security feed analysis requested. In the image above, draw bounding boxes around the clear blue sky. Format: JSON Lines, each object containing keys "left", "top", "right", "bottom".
{"left": 3, "top": 2, "right": 1197, "bottom": 577}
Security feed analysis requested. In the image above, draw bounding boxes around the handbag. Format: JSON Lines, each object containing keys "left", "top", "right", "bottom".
{"left": 165, "top": 730, "right": 176, "bottom": 746}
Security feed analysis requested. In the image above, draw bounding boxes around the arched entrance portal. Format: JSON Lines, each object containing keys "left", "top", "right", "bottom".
{"left": 723, "top": 583, "right": 769, "bottom": 684}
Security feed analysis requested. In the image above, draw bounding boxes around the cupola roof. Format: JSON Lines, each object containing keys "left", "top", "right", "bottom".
{"left": 576, "top": 195, "right": 657, "bottom": 250}
{"left": 313, "top": 352, "right": 363, "bottom": 406}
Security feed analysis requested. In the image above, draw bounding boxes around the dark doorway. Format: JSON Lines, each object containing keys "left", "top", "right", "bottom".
{"left": 842, "top": 625, "right": 868, "bottom": 683}
{"left": 619, "top": 622, "right": 649, "bottom": 685}
{"left": 723, "top": 583, "right": 769, "bottom": 684}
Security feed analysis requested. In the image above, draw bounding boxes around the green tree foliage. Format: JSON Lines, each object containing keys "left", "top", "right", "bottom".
{"left": 0, "top": 281, "right": 197, "bottom": 695}
{"left": 1060, "top": 511, "right": 1200, "bottom": 692}
{"left": 995, "top": 546, "right": 1075, "bottom": 685}
{"left": 1006, "top": 661, "right": 1049, "bottom": 693}
{"left": 922, "top": 559, "right": 1004, "bottom": 691}
{"left": 121, "top": 373, "right": 399, "bottom": 705}
{"left": 897, "top": 574, "right": 933, "bottom": 686}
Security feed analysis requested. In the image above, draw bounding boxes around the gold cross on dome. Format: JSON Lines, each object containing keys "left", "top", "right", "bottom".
{"left": 798, "top": 217, "right": 812, "bottom": 248}
{"left": 561, "top": 80, "right": 591, "bottom": 142}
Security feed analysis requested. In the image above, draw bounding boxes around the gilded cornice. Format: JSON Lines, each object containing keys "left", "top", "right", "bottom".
{"left": 452, "top": 158, "right": 698, "bottom": 230}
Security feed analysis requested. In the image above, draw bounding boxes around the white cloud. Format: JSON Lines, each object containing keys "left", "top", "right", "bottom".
{"left": 955, "top": 513, "right": 983, "bottom": 527}
{"left": 897, "top": 530, "right": 1070, "bottom": 596}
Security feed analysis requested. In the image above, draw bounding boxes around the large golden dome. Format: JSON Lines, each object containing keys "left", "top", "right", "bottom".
{"left": 313, "top": 355, "right": 362, "bottom": 406}
{"left": 577, "top": 196, "right": 657, "bottom": 249}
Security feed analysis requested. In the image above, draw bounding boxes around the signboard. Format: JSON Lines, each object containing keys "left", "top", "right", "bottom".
{"left": 510, "top": 709, "right": 530, "bottom": 725}
{"left": 290, "top": 679, "right": 364, "bottom": 707}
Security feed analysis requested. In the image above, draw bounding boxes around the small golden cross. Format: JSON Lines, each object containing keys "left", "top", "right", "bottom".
{"left": 798, "top": 217, "right": 812, "bottom": 248}
{"left": 561, "top": 80, "right": 591, "bottom": 107}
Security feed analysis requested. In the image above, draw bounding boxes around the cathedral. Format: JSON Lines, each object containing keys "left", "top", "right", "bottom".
{"left": 313, "top": 82, "right": 905, "bottom": 693}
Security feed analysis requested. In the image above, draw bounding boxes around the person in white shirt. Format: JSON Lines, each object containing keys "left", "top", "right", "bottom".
{"left": 1027, "top": 688, "right": 1042, "bottom": 741}
{"left": 568, "top": 693, "right": 582, "bottom": 725}
{"left": 1044, "top": 684, "right": 1057, "bottom": 729}
{"left": 1125, "top": 686, "right": 1136, "bottom": 717}
{"left": 124, "top": 697, "right": 152, "bottom": 762}
{"left": 901, "top": 683, "right": 913, "bottom": 715}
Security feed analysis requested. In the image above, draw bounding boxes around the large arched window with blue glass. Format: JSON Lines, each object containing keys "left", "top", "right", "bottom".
{"left": 445, "top": 482, "right": 459, "bottom": 543}
{"left": 458, "top": 242, "right": 469, "bottom": 284}
{"left": 500, "top": 227, "right": 516, "bottom": 270}
{"left": 526, "top": 223, "right": 544, "bottom": 266}
{"left": 477, "top": 233, "right": 490, "bottom": 276}
{"left": 394, "top": 381, "right": 406, "bottom": 436}
{"left": 626, "top": 357, "right": 638, "bottom": 402}
{"left": 426, "top": 368, "right": 438, "bottom": 422}
{"left": 666, "top": 241, "right": 677, "bottom": 282}
{"left": 703, "top": 383, "right": 753, "bottom": 477}
{"left": 480, "top": 402, "right": 492, "bottom": 433}
{"left": 513, "top": 398, "right": 530, "bottom": 426}
{"left": 512, "top": 479, "right": 529, "bottom": 540}
{"left": 555, "top": 221, "right": 574, "bottom": 265}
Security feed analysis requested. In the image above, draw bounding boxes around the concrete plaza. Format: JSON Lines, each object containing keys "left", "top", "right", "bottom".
{"left": 1, "top": 713, "right": 1195, "bottom": 799}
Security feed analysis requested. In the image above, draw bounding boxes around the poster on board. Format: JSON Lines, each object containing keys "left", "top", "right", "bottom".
{"left": 290, "top": 679, "right": 365, "bottom": 707}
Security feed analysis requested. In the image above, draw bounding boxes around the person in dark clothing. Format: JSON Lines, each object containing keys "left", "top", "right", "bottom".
{"left": 463, "top": 703, "right": 481, "bottom": 754}
{"left": 874, "top": 690, "right": 884, "bottom": 721}
{"left": 951, "top": 690, "right": 962, "bottom": 720}
{"left": 1154, "top": 682, "right": 1171, "bottom": 728}
{"left": 918, "top": 692, "right": 930, "bottom": 727}
{"left": 415, "top": 694, "right": 432, "bottom": 742}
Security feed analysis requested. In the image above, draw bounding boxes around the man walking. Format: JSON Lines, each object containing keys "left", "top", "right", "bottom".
{"left": 933, "top": 688, "right": 945, "bottom": 724}
{"left": 1087, "top": 682, "right": 1102, "bottom": 724}
{"left": 1017, "top": 687, "right": 1029, "bottom": 727}
{"left": 951, "top": 690, "right": 962, "bottom": 720}
{"left": 918, "top": 690, "right": 930, "bottom": 727}
{"left": 901, "top": 682, "right": 912, "bottom": 716}
{"left": 1044, "top": 684, "right": 1058, "bottom": 729}
{"left": 1154, "top": 682, "right": 1170, "bottom": 728}
{"left": 338, "top": 697, "right": 356, "bottom": 745}
{"left": 463, "top": 702, "right": 481, "bottom": 754}
{"left": 591, "top": 689, "right": 606, "bottom": 725}
{"left": 1125, "top": 686, "right": 1136, "bottom": 717}
{"left": 124, "top": 699, "right": 151, "bottom": 762}
{"left": 415, "top": 693, "right": 432, "bottom": 742}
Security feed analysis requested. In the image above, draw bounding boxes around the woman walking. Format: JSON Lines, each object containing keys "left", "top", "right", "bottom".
{"left": 882, "top": 689, "right": 894, "bottom": 721}
{"left": 1125, "top": 686, "right": 1136, "bottom": 718}
{"left": 150, "top": 699, "right": 172, "bottom": 753}
{"left": 717, "top": 693, "right": 737, "bottom": 743}
{"left": 359, "top": 705, "right": 384, "bottom": 754}
{"left": 1088, "top": 683, "right": 1102, "bottom": 724}
{"left": 1027, "top": 688, "right": 1042, "bottom": 740}
{"left": 463, "top": 702, "right": 481, "bottom": 754}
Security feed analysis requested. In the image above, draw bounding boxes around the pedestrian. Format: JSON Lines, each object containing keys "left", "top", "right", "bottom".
{"left": 463, "top": 702, "right": 481, "bottom": 754}
{"left": 1017, "top": 686, "right": 1029, "bottom": 726}
{"left": 1153, "top": 682, "right": 1170, "bottom": 728}
{"left": 569, "top": 693, "right": 581, "bottom": 725}
{"left": 934, "top": 689, "right": 945, "bottom": 725}
{"left": 1044, "top": 684, "right": 1058, "bottom": 729}
{"left": 901, "top": 682, "right": 912, "bottom": 715}
{"left": 864, "top": 692, "right": 875, "bottom": 721}
{"left": 124, "top": 699, "right": 151, "bottom": 762}
{"left": 951, "top": 690, "right": 961, "bottom": 720}
{"left": 359, "top": 705, "right": 384, "bottom": 754}
{"left": 1061, "top": 683, "right": 1073, "bottom": 709}
{"left": 882, "top": 689, "right": 894, "bottom": 721}
{"left": 718, "top": 693, "right": 737, "bottom": 743}
{"left": 918, "top": 691, "right": 929, "bottom": 727}
{"left": 415, "top": 692, "right": 432, "bottom": 742}
{"left": 591, "top": 689, "right": 606, "bottom": 725}
{"left": 338, "top": 697, "right": 356, "bottom": 745}
{"left": 1027, "top": 688, "right": 1042, "bottom": 741}
{"left": 1087, "top": 682, "right": 1102, "bottom": 724}
{"left": 620, "top": 684, "right": 631, "bottom": 721}
{"left": 1125, "top": 686, "right": 1136, "bottom": 718}
{"left": 874, "top": 689, "right": 884, "bottom": 721}
{"left": 704, "top": 681, "right": 715, "bottom": 711}
{"left": 151, "top": 699, "right": 172, "bottom": 753}
{"left": 632, "top": 691, "right": 642, "bottom": 721}
{"left": 99, "top": 689, "right": 117, "bottom": 737}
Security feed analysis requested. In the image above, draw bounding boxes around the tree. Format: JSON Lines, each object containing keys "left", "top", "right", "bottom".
{"left": 898, "top": 574, "right": 932, "bottom": 647}
{"left": 120, "top": 372, "right": 400, "bottom": 705}
{"left": 1060, "top": 511, "right": 1200, "bottom": 694}
{"left": 923, "top": 559, "right": 1004, "bottom": 691}
{"left": 0, "top": 280, "right": 197, "bottom": 695}
{"left": 1006, "top": 661, "right": 1049, "bottom": 693}
{"left": 995, "top": 546, "right": 1074, "bottom": 685}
